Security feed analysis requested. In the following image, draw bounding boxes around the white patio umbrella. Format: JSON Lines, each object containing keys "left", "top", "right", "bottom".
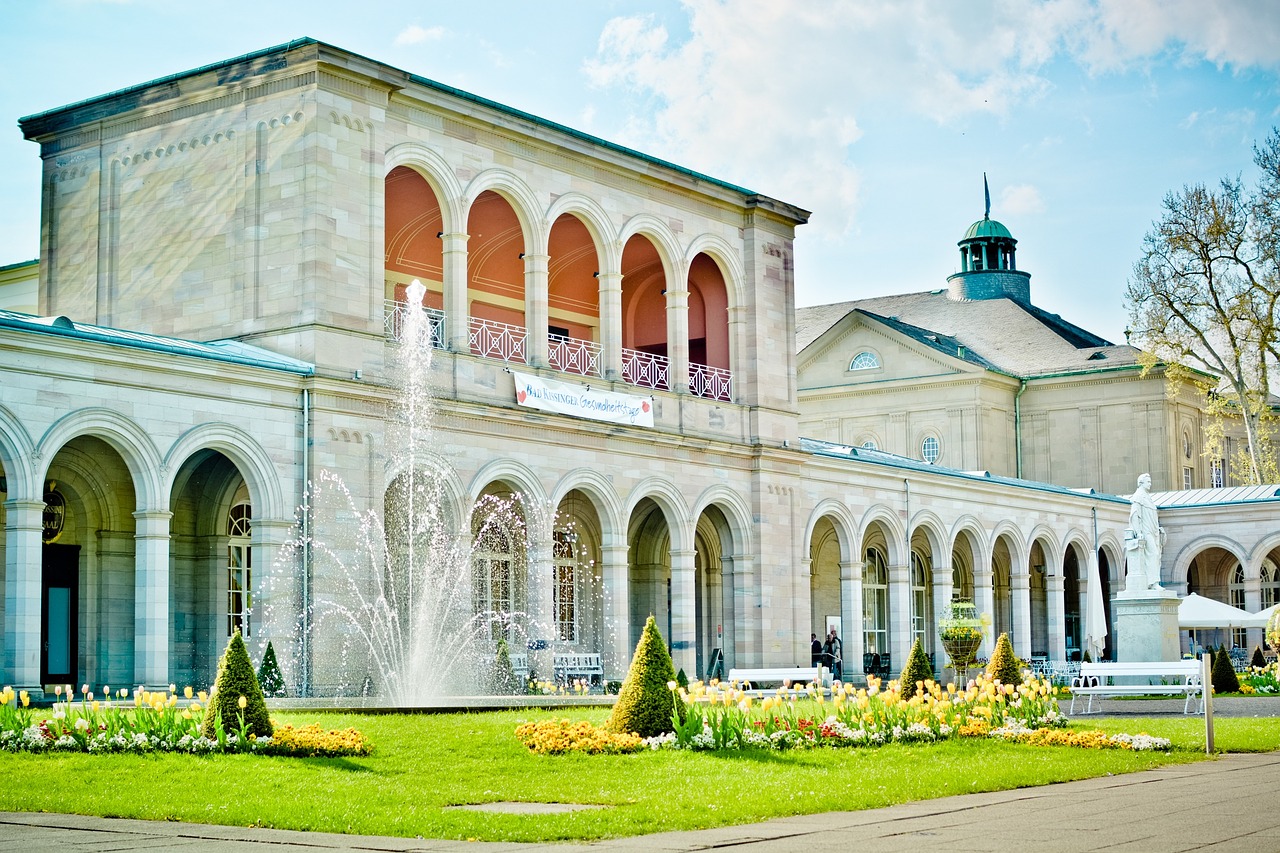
{"left": 1253, "top": 602, "right": 1278, "bottom": 629}
{"left": 1083, "top": 557, "right": 1107, "bottom": 660}
{"left": 1177, "top": 593, "right": 1268, "bottom": 629}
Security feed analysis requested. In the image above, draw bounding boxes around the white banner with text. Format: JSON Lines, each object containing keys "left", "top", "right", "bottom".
{"left": 512, "top": 371, "right": 654, "bottom": 427}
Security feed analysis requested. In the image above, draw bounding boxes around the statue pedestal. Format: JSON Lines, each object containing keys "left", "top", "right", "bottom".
{"left": 1113, "top": 595, "right": 1181, "bottom": 662}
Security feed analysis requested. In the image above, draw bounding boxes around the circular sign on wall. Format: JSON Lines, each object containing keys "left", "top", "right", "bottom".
{"left": 43, "top": 490, "right": 65, "bottom": 543}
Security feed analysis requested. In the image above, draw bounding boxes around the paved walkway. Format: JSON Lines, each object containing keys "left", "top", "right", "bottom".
{"left": 2, "top": 751, "right": 1278, "bottom": 852}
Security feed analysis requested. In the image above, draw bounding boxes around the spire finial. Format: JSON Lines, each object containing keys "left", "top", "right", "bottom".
{"left": 983, "top": 172, "right": 991, "bottom": 219}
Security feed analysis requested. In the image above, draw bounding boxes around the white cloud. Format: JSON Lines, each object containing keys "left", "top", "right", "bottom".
{"left": 394, "top": 24, "right": 446, "bottom": 47}
{"left": 1000, "top": 184, "right": 1046, "bottom": 216}
{"left": 582, "top": 0, "right": 1280, "bottom": 242}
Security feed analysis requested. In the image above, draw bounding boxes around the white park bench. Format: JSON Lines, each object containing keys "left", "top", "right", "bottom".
{"left": 726, "top": 667, "right": 827, "bottom": 695}
{"left": 1069, "top": 660, "right": 1204, "bottom": 715}
{"left": 553, "top": 653, "right": 604, "bottom": 684}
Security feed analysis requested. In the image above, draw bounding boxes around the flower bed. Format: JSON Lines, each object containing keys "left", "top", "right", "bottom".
{"left": 514, "top": 718, "right": 644, "bottom": 754}
{"left": 0, "top": 685, "right": 372, "bottom": 757}
{"left": 1239, "top": 662, "right": 1280, "bottom": 695}
{"left": 514, "top": 674, "right": 1172, "bottom": 755}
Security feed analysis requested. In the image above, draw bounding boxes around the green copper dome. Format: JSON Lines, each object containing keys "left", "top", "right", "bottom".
{"left": 962, "top": 216, "right": 1014, "bottom": 241}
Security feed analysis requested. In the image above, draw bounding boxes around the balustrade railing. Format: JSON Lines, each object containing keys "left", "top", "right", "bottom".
{"left": 689, "top": 362, "right": 732, "bottom": 402}
{"left": 469, "top": 316, "right": 528, "bottom": 364}
{"left": 548, "top": 335, "right": 602, "bottom": 377}
{"left": 383, "top": 305, "right": 730, "bottom": 401}
{"left": 622, "top": 347, "right": 669, "bottom": 392}
{"left": 384, "top": 299, "right": 446, "bottom": 348}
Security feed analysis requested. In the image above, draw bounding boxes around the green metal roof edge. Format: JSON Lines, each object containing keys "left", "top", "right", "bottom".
{"left": 18, "top": 38, "right": 317, "bottom": 126}
{"left": 799, "top": 437, "right": 1131, "bottom": 505}
{"left": 0, "top": 259, "right": 38, "bottom": 274}
{"left": 0, "top": 311, "right": 314, "bottom": 376}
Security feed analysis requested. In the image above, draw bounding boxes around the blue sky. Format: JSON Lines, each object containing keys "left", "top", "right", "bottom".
{"left": 2, "top": 0, "right": 1278, "bottom": 344}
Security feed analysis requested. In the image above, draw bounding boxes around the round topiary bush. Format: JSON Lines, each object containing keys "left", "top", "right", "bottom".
{"left": 202, "top": 630, "right": 273, "bottom": 740}
{"left": 1211, "top": 645, "right": 1240, "bottom": 695}
{"left": 604, "top": 615, "right": 680, "bottom": 738}
{"left": 899, "top": 637, "right": 935, "bottom": 699}
{"left": 984, "top": 632, "right": 1021, "bottom": 687}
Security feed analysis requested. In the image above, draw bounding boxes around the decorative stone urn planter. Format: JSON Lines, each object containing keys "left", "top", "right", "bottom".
{"left": 940, "top": 600, "right": 985, "bottom": 685}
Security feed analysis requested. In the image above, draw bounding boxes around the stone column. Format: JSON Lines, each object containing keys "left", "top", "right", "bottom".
{"left": 842, "top": 560, "right": 863, "bottom": 682}
{"left": 600, "top": 534, "right": 630, "bottom": 681}
{"left": 975, "top": 566, "right": 995, "bottom": 659}
{"left": 718, "top": 555, "right": 736, "bottom": 677}
{"left": 888, "top": 562, "right": 911, "bottom": 677}
{"left": 4, "top": 500, "right": 45, "bottom": 697}
{"left": 251, "top": 518, "right": 299, "bottom": 692}
{"left": 931, "top": 564, "right": 953, "bottom": 674}
{"left": 1244, "top": 575, "right": 1263, "bottom": 654}
{"left": 1011, "top": 572, "right": 1032, "bottom": 659}
{"left": 1047, "top": 572, "right": 1067, "bottom": 661}
{"left": 523, "top": 253, "right": 549, "bottom": 367}
{"left": 729, "top": 552, "right": 756, "bottom": 668}
{"left": 597, "top": 271, "right": 623, "bottom": 380}
{"left": 441, "top": 232, "right": 470, "bottom": 352}
{"left": 133, "top": 509, "right": 173, "bottom": 689}
{"left": 669, "top": 548, "right": 697, "bottom": 676}
{"left": 666, "top": 287, "right": 690, "bottom": 395}
{"left": 525, "top": 527, "right": 555, "bottom": 679}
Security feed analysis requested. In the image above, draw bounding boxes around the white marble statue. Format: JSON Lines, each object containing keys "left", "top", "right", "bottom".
{"left": 1123, "top": 472, "right": 1166, "bottom": 594}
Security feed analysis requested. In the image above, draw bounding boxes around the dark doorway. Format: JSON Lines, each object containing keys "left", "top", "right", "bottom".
{"left": 41, "top": 544, "right": 80, "bottom": 685}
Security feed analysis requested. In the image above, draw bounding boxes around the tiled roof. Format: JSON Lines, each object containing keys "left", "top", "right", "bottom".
{"left": 1149, "top": 485, "right": 1280, "bottom": 507}
{"left": 796, "top": 290, "right": 1141, "bottom": 378}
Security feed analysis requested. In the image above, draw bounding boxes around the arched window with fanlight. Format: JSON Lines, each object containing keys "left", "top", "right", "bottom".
{"left": 863, "top": 547, "right": 889, "bottom": 654}
{"left": 910, "top": 550, "right": 933, "bottom": 655}
{"left": 1230, "top": 564, "right": 1246, "bottom": 649}
{"left": 1262, "top": 559, "right": 1279, "bottom": 610}
{"left": 226, "top": 501, "right": 252, "bottom": 638}
{"left": 474, "top": 529, "right": 516, "bottom": 641}
{"left": 553, "top": 529, "right": 578, "bottom": 643}
{"left": 849, "top": 351, "right": 880, "bottom": 371}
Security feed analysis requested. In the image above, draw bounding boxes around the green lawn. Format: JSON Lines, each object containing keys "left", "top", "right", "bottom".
{"left": 1, "top": 708, "right": 1276, "bottom": 843}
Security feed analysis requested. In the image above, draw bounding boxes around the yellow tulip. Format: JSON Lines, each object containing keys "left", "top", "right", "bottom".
{"left": 238, "top": 695, "right": 247, "bottom": 709}
{"left": 198, "top": 691, "right": 208, "bottom": 702}
{"left": 184, "top": 686, "right": 193, "bottom": 699}
{"left": 92, "top": 700, "right": 100, "bottom": 712}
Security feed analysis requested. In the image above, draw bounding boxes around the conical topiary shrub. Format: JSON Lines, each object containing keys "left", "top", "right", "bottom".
{"left": 1252, "top": 645, "right": 1267, "bottom": 669}
{"left": 492, "top": 637, "right": 520, "bottom": 694}
{"left": 1211, "top": 646, "right": 1240, "bottom": 694}
{"left": 604, "top": 615, "right": 680, "bottom": 737}
{"left": 899, "top": 637, "right": 934, "bottom": 699}
{"left": 984, "top": 632, "right": 1021, "bottom": 686}
{"left": 257, "top": 640, "right": 286, "bottom": 698}
{"left": 201, "top": 630, "right": 273, "bottom": 739}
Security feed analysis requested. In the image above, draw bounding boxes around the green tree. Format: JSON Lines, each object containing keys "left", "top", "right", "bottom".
{"left": 899, "top": 637, "right": 935, "bottom": 699}
{"left": 257, "top": 640, "right": 286, "bottom": 698}
{"left": 1125, "top": 129, "right": 1280, "bottom": 485}
{"left": 491, "top": 638, "right": 520, "bottom": 694}
{"left": 984, "top": 632, "right": 1021, "bottom": 687}
{"left": 1211, "top": 645, "right": 1241, "bottom": 695}
{"left": 604, "top": 615, "right": 680, "bottom": 738}
{"left": 201, "top": 630, "right": 273, "bottom": 740}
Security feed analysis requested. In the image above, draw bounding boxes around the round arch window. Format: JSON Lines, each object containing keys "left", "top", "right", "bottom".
{"left": 921, "top": 436, "right": 941, "bottom": 464}
{"left": 849, "top": 351, "right": 880, "bottom": 371}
